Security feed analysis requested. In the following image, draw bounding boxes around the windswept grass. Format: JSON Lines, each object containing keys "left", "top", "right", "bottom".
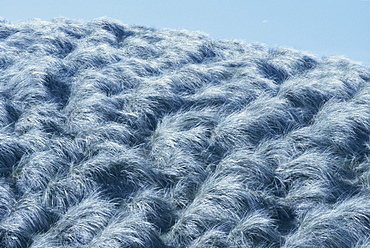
{"left": 0, "top": 17, "right": 368, "bottom": 247}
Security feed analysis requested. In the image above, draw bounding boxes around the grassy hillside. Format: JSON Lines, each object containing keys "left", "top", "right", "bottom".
{"left": 0, "top": 18, "right": 370, "bottom": 247}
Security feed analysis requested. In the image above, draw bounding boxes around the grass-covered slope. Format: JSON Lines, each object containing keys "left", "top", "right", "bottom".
{"left": 0, "top": 17, "right": 370, "bottom": 247}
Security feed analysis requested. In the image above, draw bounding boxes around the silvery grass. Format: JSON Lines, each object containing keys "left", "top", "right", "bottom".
{"left": 0, "top": 17, "right": 369, "bottom": 247}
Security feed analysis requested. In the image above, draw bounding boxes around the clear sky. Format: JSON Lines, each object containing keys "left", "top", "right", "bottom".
{"left": 1, "top": 0, "right": 369, "bottom": 65}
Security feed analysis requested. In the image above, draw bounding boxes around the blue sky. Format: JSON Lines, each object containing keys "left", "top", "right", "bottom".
{"left": 1, "top": 0, "right": 369, "bottom": 65}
